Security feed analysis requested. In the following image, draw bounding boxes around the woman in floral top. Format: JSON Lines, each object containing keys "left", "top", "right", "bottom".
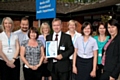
{"left": 20, "top": 27, "right": 44, "bottom": 80}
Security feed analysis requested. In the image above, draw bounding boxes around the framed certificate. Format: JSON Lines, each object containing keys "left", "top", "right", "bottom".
{"left": 46, "top": 41, "right": 57, "bottom": 58}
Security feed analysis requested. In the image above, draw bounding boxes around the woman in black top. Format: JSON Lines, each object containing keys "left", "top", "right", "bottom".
{"left": 100, "top": 19, "right": 120, "bottom": 80}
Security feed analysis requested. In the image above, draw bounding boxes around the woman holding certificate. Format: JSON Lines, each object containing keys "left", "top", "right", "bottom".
{"left": 38, "top": 22, "right": 52, "bottom": 80}
{"left": 20, "top": 27, "right": 44, "bottom": 80}
{"left": 73, "top": 22, "right": 98, "bottom": 80}
{"left": 0, "top": 17, "right": 20, "bottom": 80}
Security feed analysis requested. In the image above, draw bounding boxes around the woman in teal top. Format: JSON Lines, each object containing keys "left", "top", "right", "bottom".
{"left": 94, "top": 22, "right": 109, "bottom": 80}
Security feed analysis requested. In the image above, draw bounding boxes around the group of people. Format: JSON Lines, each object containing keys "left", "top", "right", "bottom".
{"left": 0, "top": 16, "right": 120, "bottom": 80}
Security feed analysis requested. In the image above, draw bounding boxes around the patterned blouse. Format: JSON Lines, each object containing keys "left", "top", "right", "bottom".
{"left": 21, "top": 40, "right": 43, "bottom": 66}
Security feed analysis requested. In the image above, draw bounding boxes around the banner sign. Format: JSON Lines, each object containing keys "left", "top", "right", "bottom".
{"left": 36, "top": 0, "right": 56, "bottom": 19}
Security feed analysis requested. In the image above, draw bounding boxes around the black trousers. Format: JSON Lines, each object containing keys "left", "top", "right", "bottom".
{"left": 51, "top": 63, "right": 69, "bottom": 80}
{"left": 23, "top": 64, "right": 42, "bottom": 80}
{"left": 69, "top": 60, "right": 75, "bottom": 80}
{"left": 94, "top": 64, "right": 103, "bottom": 80}
{"left": 100, "top": 71, "right": 117, "bottom": 80}
{"left": 0, "top": 59, "right": 20, "bottom": 80}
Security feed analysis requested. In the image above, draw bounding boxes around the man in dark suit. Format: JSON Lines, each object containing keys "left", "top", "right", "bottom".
{"left": 46, "top": 18, "right": 74, "bottom": 80}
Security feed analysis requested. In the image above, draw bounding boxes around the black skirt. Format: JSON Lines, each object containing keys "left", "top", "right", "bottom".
{"left": 75, "top": 56, "right": 94, "bottom": 80}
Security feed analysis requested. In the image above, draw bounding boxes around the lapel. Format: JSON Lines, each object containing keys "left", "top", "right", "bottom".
{"left": 106, "top": 34, "right": 118, "bottom": 53}
{"left": 49, "top": 33, "right": 53, "bottom": 41}
{"left": 58, "top": 32, "right": 64, "bottom": 49}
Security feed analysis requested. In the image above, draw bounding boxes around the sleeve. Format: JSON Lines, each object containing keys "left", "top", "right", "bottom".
{"left": 14, "top": 34, "right": 18, "bottom": 40}
{"left": 93, "top": 36, "right": 97, "bottom": 40}
{"left": 0, "top": 34, "right": 1, "bottom": 41}
{"left": 38, "top": 36, "right": 45, "bottom": 47}
{"left": 93, "top": 39, "right": 98, "bottom": 51}
{"left": 111, "top": 36, "right": 120, "bottom": 79}
{"left": 21, "top": 40, "right": 27, "bottom": 47}
{"left": 38, "top": 40, "right": 43, "bottom": 47}
{"left": 74, "top": 37, "right": 78, "bottom": 49}
{"left": 61, "top": 35, "right": 74, "bottom": 59}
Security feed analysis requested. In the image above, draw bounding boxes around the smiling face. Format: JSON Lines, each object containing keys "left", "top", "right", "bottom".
{"left": 3, "top": 18, "right": 13, "bottom": 32}
{"left": 107, "top": 23, "right": 118, "bottom": 37}
{"left": 29, "top": 30, "right": 37, "bottom": 39}
{"left": 42, "top": 25, "right": 49, "bottom": 34}
{"left": 52, "top": 20, "right": 62, "bottom": 33}
{"left": 20, "top": 19, "right": 29, "bottom": 32}
{"left": 68, "top": 21, "right": 76, "bottom": 31}
{"left": 83, "top": 25, "right": 91, "bottom": 36}
{"left": 98, "top": 24, "right": 106, "bottom": 35}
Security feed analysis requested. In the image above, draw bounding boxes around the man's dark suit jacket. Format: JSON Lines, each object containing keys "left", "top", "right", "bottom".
{"left": 46, "top": 32, "right": 74, "bottom": 72}
{"left": 104, "top": 33, "right": 120, "bottom": 79}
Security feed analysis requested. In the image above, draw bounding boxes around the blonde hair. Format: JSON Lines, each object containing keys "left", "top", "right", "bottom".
{"left": 1, "top": 17, "right": 14, "bottom": 31}
{"left": 40, "top": 22, "right": 50, "bottom": 34}
{"left": 68, "top": 20, "right": 77, "bottom": 27}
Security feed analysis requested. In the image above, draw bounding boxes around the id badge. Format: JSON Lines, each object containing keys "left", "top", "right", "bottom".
{"left": 60, "top": 46, "right": 65, "bottom": 50}
{"left": 7, "top": 48, "right": 13, "bottom": 53}
{"left": 98, "top": 53, "right": 102, "bottom": 57}
{"left": 83, "top": 54, "right": 87, "bottom": 58}
{"left": 24, "top": 64, "right": 29, "bottom": 68}
{"left": 83, "top": 53, "right": 87, "bottom": 57}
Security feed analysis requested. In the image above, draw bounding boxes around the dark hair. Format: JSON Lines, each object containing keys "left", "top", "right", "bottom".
{"left": 96, "top": 22, "right": 108, "bottom": 36}
{"left": 28, "top": 27, "right": 39, "bottom": 39}
{"left": 107, "top": 19, "right": 120, "bottom": 31}
{"left": 21, "top": 16, "right": 29, "bottom": 23}
{"left": 81, "top": 22, "right": 93, "bottom": 35}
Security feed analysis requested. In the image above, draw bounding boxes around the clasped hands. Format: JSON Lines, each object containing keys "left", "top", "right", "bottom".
{"left": 28, "top": 64, "right": 40, "bottom": 70}
{"left": 6, "top": 59, "right": 15, "bottom": 68}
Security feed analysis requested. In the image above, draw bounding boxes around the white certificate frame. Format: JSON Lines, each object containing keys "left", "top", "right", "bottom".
{"left": 46, "top": 41, "right": 57, "bottom": 58}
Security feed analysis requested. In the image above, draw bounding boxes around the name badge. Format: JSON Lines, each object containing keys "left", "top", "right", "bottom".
{"left": 83, "top": 54, "right": 87, "bottom": 58}
{"left": 98, "top": 53, "right": 102, "bottom": 57}
{"left": 53, "top": 59, "right": 57, "bottom": 62}
{"left": 24, "top": 64, "right": 29, "bottom": 68}
{"left": 7, "top": 48, "right": 13, "bottom": 53}
{"left": 60, "top": 46, "right": 65, "bottom": 50}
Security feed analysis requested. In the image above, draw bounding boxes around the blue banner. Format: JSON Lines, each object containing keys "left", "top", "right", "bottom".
{"left": 36, "top": 0, "right": 56, "bottom": 19}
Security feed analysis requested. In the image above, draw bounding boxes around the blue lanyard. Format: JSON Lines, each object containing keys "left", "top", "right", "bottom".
{"left": 8, "top": 38, "right": 10, "bottom": 47}
{"left": 82, "top": 39, "right": 89, "bottom": 54}
{"left": 8, "top": 34, "right": 11, "bottom": 48}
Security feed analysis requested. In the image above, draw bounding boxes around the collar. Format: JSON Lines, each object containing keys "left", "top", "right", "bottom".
{"left": 66, "top": 30, "right": 78, "bottom": 35}
{"left": 53, "top": 31, "right": 62, "bottom": 36}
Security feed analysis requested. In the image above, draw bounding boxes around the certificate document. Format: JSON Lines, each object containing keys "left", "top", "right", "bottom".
{"left": 46, "top": 41, "right": 57, "bottom": 58}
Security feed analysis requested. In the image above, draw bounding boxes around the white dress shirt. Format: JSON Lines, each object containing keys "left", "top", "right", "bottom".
{"left": 52, "top": 31, "right": 61, "bottom": 47}
{"left": 52, "top": 31, "right": 61, "bottom": 62}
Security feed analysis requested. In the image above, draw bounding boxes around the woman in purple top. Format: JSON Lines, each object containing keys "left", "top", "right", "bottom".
{"left": 38, "top": 22, "right": 51, "bottom": 80}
